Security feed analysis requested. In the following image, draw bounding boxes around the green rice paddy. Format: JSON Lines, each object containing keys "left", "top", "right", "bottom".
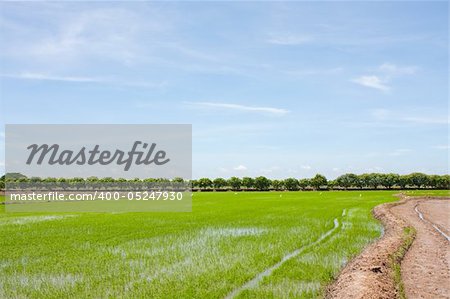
{"left": 0, "top": 191, "right": 439, "bottom": 298}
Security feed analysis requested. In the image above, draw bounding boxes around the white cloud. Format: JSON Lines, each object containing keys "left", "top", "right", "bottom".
{"left": 2, "top": 72, "right": 167, "bottom": 89}
{"left": 26, "top": 8, "right": 150, "bottom": 66}
{"left": 353, "top": 63, "right": 417, "bottom": 92}
{"left": 234, "top": 165, "right": 247, "bottom": 171}
{"left": 266, "top": 34, "right": 312, "bottom": 45}
{"left": 352, "top": 75, "right": 390, "bottom": 91}
{"left": 332, "top": 168, "right": 340, "bottom": 172}
{"left": 185, "top": 102, "right": 289, "bottom": 116}
{"left": 2, "top": 72, "right": 104, "bottom": 83}
{"left": 0, "top": 10, "right": 136, "bottom": 68}
{"left": 301, "top": 165, "right": 311, "bottom": 170}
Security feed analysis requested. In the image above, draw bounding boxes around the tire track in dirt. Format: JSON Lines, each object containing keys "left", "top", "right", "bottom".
{"left": 414, "top": 202, "right": 450, "bottom": 242}
{"left": 327, "top": 196, "right": 450, "bottom": 299}
{"left": 392, "top": 198, "right": 450, "bottom": 299}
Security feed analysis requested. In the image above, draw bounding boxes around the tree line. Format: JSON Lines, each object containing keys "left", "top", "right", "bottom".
{"left": 192, "top": 173, "right": 449, "bottom": 191}
{"left": 1, "top": 172, "right": 449, "bottom": 191}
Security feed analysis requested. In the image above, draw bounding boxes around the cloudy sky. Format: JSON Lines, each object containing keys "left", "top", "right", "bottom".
{"left": 0, "top": 1, "right": 448, "bottom": 179}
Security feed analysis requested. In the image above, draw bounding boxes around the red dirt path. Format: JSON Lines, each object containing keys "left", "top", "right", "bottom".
{"left": 327, "top": 196, "right": 450, "bottom": 299}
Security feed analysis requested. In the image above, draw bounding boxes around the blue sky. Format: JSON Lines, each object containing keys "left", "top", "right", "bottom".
{"left": 0, "top": 1, "right": 448, "bottom": 179}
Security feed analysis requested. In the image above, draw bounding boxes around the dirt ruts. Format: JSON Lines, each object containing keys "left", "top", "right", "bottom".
{"left": 327, "top": 195, "right": 450, "bottom": 299}
{"left": 391, "top": 198, "right": 449, "bottom": 298}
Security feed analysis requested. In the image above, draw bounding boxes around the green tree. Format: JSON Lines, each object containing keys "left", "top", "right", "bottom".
{"left": 86, "top": 176, "right": 98, "bottom": 182}
{"left": 254, "top": 176, "right": 270, "bottom": 191}
{"left": 283, "top": 178, "right": 299, "bottom": 191}
{"left": 44, "top": 177, "right": 57, "bottom": 183}
{"left": 381, "top": 173, "right": 400, "bottom": 189}
{"left": 197, "top": 178, "right": 213, "bottom": 190}
{"left": 99, "top": 177, "right": 114, "bottom": 183}
{"left": 298, "top": 178, "right": 310, "bottom": 190}
{"left": 40, "top": 177, "right": 56, "bottom": 191}
{"left": 271, "top": 179, "right": 284, "bottom": 191}
{"left": 213, "top": 178, "right": 227, "bottom": 190}
{"left": 398, "top": 175, "right": 409, "bottom": 189}
{"left": 155, "top": 178, "right": 170, "bottom": 183}
{"left": 328, "top": 180, "right": 336, "bottom": 190}
{"left": 30, "top": 177, "right": 42, "bottom": 183}
{"left": 172, "top": 177, "right": 185, "bottom": 183}
{"left": 115, "top": 178, "right": 127, "bottom": 191}
{"left": 358, "top": 173, "right": 371, "bottom": 188}
{"left": 408, "top": 172, "right": 429, "bottom": 188}
{"left": 69, "top": 177, "right": 85, "bottom": 191}
{"left": 437, "top": 175, "right": 450, "bottom": 189}
{"left": 311, "top": 174, "right": 327, "bottom": 190}
{"left": 242, "top": 177, "right": 255, "bottom": 190}
{"left": 5, "top": 173, "right": 27, "bottom": 181}
{"left": 190, "top": 179, "right": 198, "bottom": 189}
{"left": 0, "top": 175, "right": 5, "bottom": 190}
{"left": 337, "top": 174, "right": 358, "bottom": 189}
{"left": 98, "top": 177, "right": 114, "bottom": 190}
{"left": 228, "top": 177, "right": 241, "bottom": 191}
{"left": 171, "top": 177, "right": 185, "bottom": 190}
{"left": 428, "top": 175, "right": 439, "bottom": 189}
{"left": 362, "top": 173, "right": 381, "bottom": 189}
{"left": 353, "top": 175, "right": 364, "bottom": 189}
{"left": 28, "top": 176, "right": 42, "bottom": 190}
{"left": 56, "top": 177, "right": 68, "bottom": 190}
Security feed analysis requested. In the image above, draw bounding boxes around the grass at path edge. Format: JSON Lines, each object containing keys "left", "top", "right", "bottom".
{"left": 389, "top": 226, "right": 416, "bottom": 299}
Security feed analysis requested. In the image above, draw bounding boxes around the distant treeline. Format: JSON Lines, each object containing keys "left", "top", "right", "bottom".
{"left": 1, "top": 172, "right": 449, "bottom": 191}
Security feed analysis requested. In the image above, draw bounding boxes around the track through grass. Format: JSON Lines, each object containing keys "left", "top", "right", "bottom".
{"left": 0, "top": 191, "right": 415, "bottom": 298}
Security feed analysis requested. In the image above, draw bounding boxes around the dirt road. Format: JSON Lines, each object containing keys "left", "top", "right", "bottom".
{"left": 327, "top": 196, "right": 450, "bottom": 299}
{"left": 391, "top": 198, "right": 450, "bottom": 299}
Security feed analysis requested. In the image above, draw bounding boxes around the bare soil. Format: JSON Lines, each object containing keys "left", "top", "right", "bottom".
{"left": 419, "top": 199, "right": 450, "bottom": 234}
{"left": 391, "top": 198, "right": 450, "bottom": 299}
{"left": 327, "top": 196, "right": 450, "bottom": 299}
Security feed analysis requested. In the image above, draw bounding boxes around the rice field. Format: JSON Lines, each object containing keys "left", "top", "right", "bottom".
{"left": 0, "top": 191, "right": 408, "bottom": 298}
{"left": 403, "top": 189, "right": 450, "bottom": 197}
